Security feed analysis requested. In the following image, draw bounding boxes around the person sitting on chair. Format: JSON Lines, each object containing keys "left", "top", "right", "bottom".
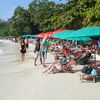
{"left": 43, "top": 56, "right": 64, "bottom": 74}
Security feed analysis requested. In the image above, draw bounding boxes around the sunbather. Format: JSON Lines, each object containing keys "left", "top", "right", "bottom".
{"left": 43, "top": 56, "right": 63, "bottom": 74}
{"left": 43, "top": 53, "right": 74, "bottom": 74}
{"left": 65, "top": 51, "right": 92, "bottom": 68}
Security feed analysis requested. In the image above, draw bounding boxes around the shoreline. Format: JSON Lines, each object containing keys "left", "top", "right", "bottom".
{"left": 0, "top": 39, "right": 14, "bottom": 43}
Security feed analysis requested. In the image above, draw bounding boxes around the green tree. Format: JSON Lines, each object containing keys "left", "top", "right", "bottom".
{"left": 1, "top": 0, "right": 100, "bottom": 36}
{"left": 9, "top": 6, "right": 31, "bottom": 36}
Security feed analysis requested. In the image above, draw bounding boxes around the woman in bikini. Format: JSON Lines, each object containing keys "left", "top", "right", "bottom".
{"left": 20, "top": 40, "right": 26, "bottom": 61}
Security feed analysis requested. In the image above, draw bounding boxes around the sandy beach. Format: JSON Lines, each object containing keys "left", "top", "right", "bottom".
{"left": 0, "top": 41, "right": 100, "bottom": 100}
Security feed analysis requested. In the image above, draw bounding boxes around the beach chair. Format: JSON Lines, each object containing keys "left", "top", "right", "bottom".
{"left": 80, "top": 73, "right": 96, "bottom": 83}
{"left": 58, "top": 56, "right": 74, "bottom": 73}
{"left": 78, "top": 53, "right": 91, "bottom": 65}
{"left": 53, "top": 54, "right": 73, "bottom": 73}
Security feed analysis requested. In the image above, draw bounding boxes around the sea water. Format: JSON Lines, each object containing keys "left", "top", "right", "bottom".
{"left": 0, "top": 41, "right": 21, "bottom": 70}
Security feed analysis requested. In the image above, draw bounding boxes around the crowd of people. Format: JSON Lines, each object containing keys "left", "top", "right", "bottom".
{"left": 20, "top": 36, "right": 100, "bottom": 82}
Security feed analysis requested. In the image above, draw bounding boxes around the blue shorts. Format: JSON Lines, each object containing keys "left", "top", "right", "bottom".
{"left": 59, "top": 56, "right": 67, "bottom": 64}
{"left": 41, "top": 51, "right": 47, "bottom": 59}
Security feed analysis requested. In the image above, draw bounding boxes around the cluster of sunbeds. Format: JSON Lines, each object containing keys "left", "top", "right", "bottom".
{"left": 44, "top": 41, "right": 100, "bottom": 82}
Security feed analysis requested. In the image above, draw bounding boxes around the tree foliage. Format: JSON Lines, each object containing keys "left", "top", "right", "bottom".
{"left": 0, "top": 0, "right": 100, "bottom": 36}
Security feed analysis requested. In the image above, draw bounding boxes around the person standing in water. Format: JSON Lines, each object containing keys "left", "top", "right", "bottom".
{"left": 20, "top": 39, "right": 26, "bottom": 61}
{"left": 34, "top": 38, "right": 42, "bottom": 66}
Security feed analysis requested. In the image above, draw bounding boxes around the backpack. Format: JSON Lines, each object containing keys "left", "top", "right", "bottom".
{"left": 81, "top": 66, "right": 93, "bottom": 74}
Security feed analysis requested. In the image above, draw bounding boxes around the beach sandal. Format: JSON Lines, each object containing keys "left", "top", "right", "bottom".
{"left": 34, "top": 63, "right": 37, "bottom": 66}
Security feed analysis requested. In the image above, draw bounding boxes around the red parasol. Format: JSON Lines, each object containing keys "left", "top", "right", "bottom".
{"left": 37, "top": 28, "right": 66, "bottom": 38}
{"left": 37, "top": 32, "right": 46, "bottom": 38}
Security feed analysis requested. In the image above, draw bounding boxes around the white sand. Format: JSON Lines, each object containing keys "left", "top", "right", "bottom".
{"left": 0, "top": 43, "right": 100, "bottom": 100}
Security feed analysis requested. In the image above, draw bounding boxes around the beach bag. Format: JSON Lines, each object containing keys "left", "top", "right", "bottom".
{"left": 81, "top": 66, "right": 93, "bottom": 74}
{"left": 91, "top": 69, "right": 97, "bottom": 76}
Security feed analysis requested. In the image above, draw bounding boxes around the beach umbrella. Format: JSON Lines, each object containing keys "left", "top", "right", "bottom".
{"left": 48, "top": 28, "right": 66, "bottom": 36}
{"left": 37, "top": 28, "right": 66, "bottom": 38}
{"left": 52, "top": 30, "right": 74, "bottom": 39}
{"left": 21, "top": 34, "right": 31, "bottom": 38}
{"left": 52, "top": 30, "right": 91, "bottom": 41}
{"left": 21, "top": 34, "right": 37, "bottom": 38}
{"left": 37, "top": 32, "right": 46, "bottom": 38}
{"left": 63, "top": 26, "right": 100, "bottom": 38}
{"left": 30, "top": 35, "right": 37, "bottom": 38}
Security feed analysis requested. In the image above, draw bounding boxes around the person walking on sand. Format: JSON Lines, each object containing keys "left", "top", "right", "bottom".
{"left": 40, "top": 36, "right": 49, "bottom": 67}
{"left": 20, "top": 39, "right": 26, "bottom": 61}
{"left": 34, "top": 38, "right": 42, "bottom": 66}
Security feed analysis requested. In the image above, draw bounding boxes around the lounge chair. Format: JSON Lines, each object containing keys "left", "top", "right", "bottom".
{"left": 77, "top": 53, "right": 91, "bottom": 65}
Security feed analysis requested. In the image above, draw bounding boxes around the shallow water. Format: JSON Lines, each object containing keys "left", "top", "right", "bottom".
{"left": 0, "top": 41, "right": 21, "bottom": 70}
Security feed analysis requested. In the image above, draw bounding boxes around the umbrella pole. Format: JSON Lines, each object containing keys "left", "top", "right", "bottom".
{"left": 93, "top": 44, "right": 97, "bottom": 67}
{"left": 94, "top": 51, "right": 96, "bottom": 67}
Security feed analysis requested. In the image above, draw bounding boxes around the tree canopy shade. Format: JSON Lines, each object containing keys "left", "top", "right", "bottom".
{"left": 63, "top": 26, "right": 100, "bottom": 38}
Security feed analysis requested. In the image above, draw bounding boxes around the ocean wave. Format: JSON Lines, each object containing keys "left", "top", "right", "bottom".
{"left": 0, "top": 48, "right": 3, "bottom": 54}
